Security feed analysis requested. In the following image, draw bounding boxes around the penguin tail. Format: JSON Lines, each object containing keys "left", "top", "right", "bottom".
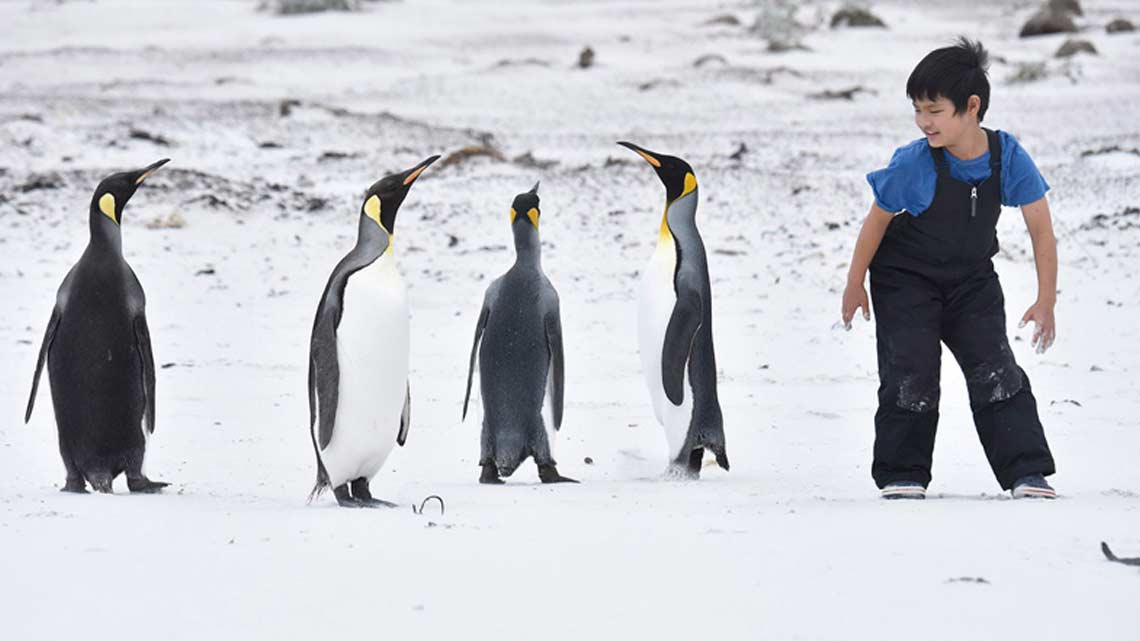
{"left": 307, "top": 463, "right": 330, "bottom": 504}
{"left": 713, "top": 447, "right": 730, "bottom": 471}
{"left": 697, "top": 416, "right": 729, "bottom": 471}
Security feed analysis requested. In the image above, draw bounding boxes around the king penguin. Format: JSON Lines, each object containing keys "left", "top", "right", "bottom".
{"left": 307, "top": 155, "right": 438, "bottom": 508}
{"left": 461, "top": 183, "right": 576, "bottom": 484}
{"left": 25, "top": 159, "right": 172, "bottom": 494}
{"left": 619, "top": 142, "right": 729, "bottom": 478}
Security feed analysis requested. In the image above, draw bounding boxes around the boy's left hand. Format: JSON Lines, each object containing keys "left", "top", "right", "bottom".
{"left": 1019, "top": 301, "right": 1056, "bottom": 354}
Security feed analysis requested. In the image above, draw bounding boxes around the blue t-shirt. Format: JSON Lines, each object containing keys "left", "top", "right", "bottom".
{"left": 866, "top": 130, "right": 1049, "bottom": 216}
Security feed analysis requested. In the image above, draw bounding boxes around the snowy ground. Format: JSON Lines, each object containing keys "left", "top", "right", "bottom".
{"left": 1, "top": 0, "right": 1139, "bottom": 639}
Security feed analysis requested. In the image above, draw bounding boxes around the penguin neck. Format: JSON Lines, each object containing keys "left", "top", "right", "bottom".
{"left": 88, "top": 208, "right": 123, "bottom": 254}
{"left": 512, "top": 222, "right": 541, "bottom": 268}
{"left": 356, "top": 215, "right": 394, "bottom": 262}
{"left": 660, "top": 191, "right": 699, "bottom": 243}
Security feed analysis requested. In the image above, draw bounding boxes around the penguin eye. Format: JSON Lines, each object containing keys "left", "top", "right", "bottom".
{"left": 98, "top": 193, "right": 117, "bottom": 223}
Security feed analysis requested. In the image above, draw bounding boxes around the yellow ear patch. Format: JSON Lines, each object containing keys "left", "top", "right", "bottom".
{"left": 98, "top": 193, "right": 117, "bottom": 223}
{"left": 634, "top": 149, "right": 661, "bottom": 168}
{"left": 526, "top": 207, "right": 539, "bottom": 229}
{"left": 509, "top": 208, "right": 517, "bottom": 224}
{"left": 363, "top": 195, "right": 382, "bottom": 227}
{"left": 681, "top": 172, "right": 697, "bottom": 198}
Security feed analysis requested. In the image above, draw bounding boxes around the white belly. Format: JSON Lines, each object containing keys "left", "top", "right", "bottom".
{"left": 638, "top": 241, "right": 694, "bottom": 462}
{"left": 319, "top": 254, "right": 409, "bottom": 488}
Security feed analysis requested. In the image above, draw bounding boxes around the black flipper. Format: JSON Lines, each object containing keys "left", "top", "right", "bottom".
{"left": 545, "top": 311, "right": 565, "bottom": 430}
{"left": 397, "top": 382, "right": 411, "bottom": 446}
{"left": 1102, "top": 542, "right": 1140, "bottom": 566}
{"left": 462, "top": 303, "right": 490, "bottom": 421}
{"left": 25, "top": 307, "right": 61, "bottom": 423}
{"left": 661, "top": 288, "right": 702, "bottom": 406}
{"left": 133, "top": 315, "right": 157, "bottom": 434}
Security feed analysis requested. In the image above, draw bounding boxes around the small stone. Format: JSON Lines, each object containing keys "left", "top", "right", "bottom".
{"left": 1055, "top": 38, "right": 1097, "bottom": 58}
{"left": 1106, "top": 18, "right": 1135, "bottom": 33}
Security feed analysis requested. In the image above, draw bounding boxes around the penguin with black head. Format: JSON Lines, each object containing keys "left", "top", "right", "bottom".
{"left": 619, "top": 142, "right": 729, "bottom": 478}
{"left": 307, "top": 155, "right": 438, "bottom": 507}
{"left": 26, "top": 159, "right": 172, "bottom": 494}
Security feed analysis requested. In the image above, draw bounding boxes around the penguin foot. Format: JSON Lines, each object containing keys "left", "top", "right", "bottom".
{"left": 333, "top": 484, "right": 362, "bottom": 507}
{"left": 89, "top": 475, "right": 114, "bottom": 494}
{"left": 357, "top": 498, "right": 397, "bottom": 509}
{"left": 538, "top": 465, "right": 579, "bottom": 484}
{"left": 60, "top": 479, "right": 88, "bottom": 493}
{"left": 127, "top": 478, "right": 170, "bottom": 494}
{"left": 479, "top": 464, "right": 504, "bottom": 485}
{"left": 664, "top": 463, "right": 700, "bottom": 481}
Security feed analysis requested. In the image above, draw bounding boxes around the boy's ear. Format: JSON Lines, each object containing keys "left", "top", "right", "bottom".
{"left": 967, "top": 94, "right": 981, "bottom": 117}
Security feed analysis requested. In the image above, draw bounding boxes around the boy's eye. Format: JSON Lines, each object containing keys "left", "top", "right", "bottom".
{"left": 931, "top": 110, "right": 943, "bottom": 114}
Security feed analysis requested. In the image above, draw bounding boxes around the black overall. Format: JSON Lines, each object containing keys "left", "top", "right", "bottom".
{"left": 868, "top": 129, "right": 1055, "bottom": 490}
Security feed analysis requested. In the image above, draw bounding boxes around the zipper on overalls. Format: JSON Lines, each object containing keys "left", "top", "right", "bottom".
{"left": 970, "top": 186, "right": 978, "bottom": 218}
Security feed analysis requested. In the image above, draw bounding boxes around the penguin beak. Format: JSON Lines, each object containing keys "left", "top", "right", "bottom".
{"left": 527, "top": 181, "right": 540, "bottom": 196}
{"left": 401, "top": 155, "right": 441, "bottom": 187}
{"left": 617, "top": 141, "right": 662, "bottom": 168}
{"left": 133, "top": 158, "right": 171, "bottom": 186}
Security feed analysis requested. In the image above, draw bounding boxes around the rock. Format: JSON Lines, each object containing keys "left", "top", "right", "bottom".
{"left": 1019, "top": 8, "right": 1077, "bottom": 37}
{"left": 693, "top": 54, "right": 729, "bottom": 68}
{"left": 830, "top": 6, "right": 886, "bottom": 28}
{"left": 703, "top": 14, "right": 741, "bottom": 27}
{"left": 439, "top": 145, "right": 506, "bottom": 168}
{"left": 809, "top": 85, "right": 874, "bottom": 100}
{"left": 259, "top": 0, "right": 358, "bottom": 14}
{"left": 729, "top": 143, "right": 748, "bottom": 161}
{"left": 129, "top": 128, "right": 172, "bottom": 147}
{"left": 1106, "top": 18, "right": 1135, "bottom": 33}
{"left": 577, "top": 46, "right": 595, "bottom": 69}
{"left": 1055, "top": 38, "right": 1097, "bottom": 58}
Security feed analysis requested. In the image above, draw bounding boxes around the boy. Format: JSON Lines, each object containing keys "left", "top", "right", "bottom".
{"left": 841, "top": 38, "right": 1058, "bottom": 500}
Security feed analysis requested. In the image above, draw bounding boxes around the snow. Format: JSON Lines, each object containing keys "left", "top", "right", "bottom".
{"left": 1, "top": 0, "right": 1138, "bottom": 639}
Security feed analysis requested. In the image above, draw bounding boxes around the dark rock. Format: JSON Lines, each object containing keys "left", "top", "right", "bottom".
{"left": 831, "top": 6, "right": 886, "bottom": 28}
{"left": 1020, "top": 9, "right": 1077, "bottom": 37}
{"left": 703, "top": 14, "right": 741, "bottom": 27}
{"left": 259, "top": 0, "right": 358, "bottom": 15}
{"left": 729, "top": 143, "right": 748, "bottom": 161}
{"left": 279, "top": 99, "right": 302, "bottom": 117}
{"left": 1055, "top": 38, "right": 1097, "bottom": 58}
{"left": 809, "top": 85, "right": 874, "bottom": 100}
{"left": 693, "top": 54, "right": 729, "bottom": 68}
{"left": 578, "top": 46, "right": 595, "bottom": 69}
{"left": 16, "top": 173, "right": 63, "bottom": 192}
{"left": 129, "top": 128, "right": 172, "bottom": 146}
{"left": 512, "top": 152, "right": 558, "bottom": 170}
{"left": 1106, "top": 18, "right": 1135, "bottom": 33}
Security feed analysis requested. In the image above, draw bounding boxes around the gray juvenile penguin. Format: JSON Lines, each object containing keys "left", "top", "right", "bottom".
{"left": 25, "top": 159, "right": 172, "bottom": 494}
{"left": 462, "top": 183, "right": 576, "bottom": 484}
{"left": 307, "top": 155, "right": 439, "bottom": 508}
{"left": 619, "top": 141, "right": 729, "bottom": 479}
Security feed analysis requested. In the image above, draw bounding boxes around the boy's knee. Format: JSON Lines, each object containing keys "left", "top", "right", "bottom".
{"left": 965, "top": 360, "right": 1024, "bottom": 405}
{"left": 895, "top": 373, "right": 940, "bottom": 413}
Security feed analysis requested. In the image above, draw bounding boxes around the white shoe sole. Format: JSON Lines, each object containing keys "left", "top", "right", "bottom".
{"left": 881, "top": 487, "right": 926, "bottom": 500}
{"left": 1012, "top": 486, "right": 1056, "bottom": 499}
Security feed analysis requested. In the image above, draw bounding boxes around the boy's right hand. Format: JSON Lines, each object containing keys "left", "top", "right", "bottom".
{"left": 841, "top": 283, "right": 871, "bottom": 330}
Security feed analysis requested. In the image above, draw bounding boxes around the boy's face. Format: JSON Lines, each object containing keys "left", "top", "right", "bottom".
{"left": 913, "top": 95, "right": 978, "bottom": 148}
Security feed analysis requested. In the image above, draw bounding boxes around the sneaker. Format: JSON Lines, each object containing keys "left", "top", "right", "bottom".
{"left": 1011, "top": 474, "right": 1056, "bottom": 499}
{"left": 881, "top": 481, "right": 926, "bottom": 500}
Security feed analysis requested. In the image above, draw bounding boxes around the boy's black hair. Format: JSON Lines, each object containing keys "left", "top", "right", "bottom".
{"left": 906, "top": 37, "right": 990, "bottom": 122}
